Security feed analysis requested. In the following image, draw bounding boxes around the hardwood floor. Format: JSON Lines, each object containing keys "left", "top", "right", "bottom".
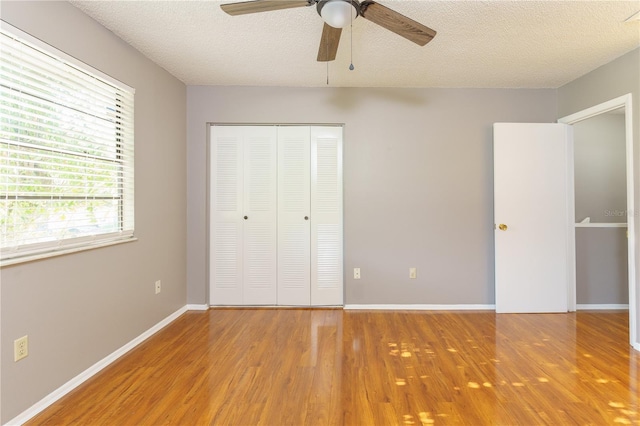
{"left": 27, "top": 309, "right": 639, "bottom": 425}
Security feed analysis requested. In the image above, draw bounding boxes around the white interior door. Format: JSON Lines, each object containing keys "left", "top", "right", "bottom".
{"left": 311, "top": 126, "right": 343, "bottom": 306}
{"left": 242, "top": 127, "right": 278, "bottom": 305}
{"left": 277, "top": 126, "right": 311, "bottom": 305}
{"left": 210, "top": 126, "right": 244, "bottom": 305}
{"left": 494, "top": 123, "right": 575, "bottom": 313}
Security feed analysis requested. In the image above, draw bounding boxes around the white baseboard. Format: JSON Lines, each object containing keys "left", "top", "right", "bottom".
{"left": 344, "top": 304, "right": 496, "bottom": 311}
{"left": 5, "top": 306, "right": 188, "bottom": 426}
{"left": 208, "top": 305, "right": 342, "bottom": 309}
{"left": 576, "top": 304, "right": 629, "bottom": 310}
{"left": 186, "top": 304, "right": 209, "bottom": 311}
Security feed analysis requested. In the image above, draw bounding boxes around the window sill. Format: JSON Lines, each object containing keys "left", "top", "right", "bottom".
{"left": 0, "top": 237, "right": 138, "bottom": 268}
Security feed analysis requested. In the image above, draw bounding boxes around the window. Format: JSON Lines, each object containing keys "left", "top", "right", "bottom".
{"left": 0, "top": 23, "right": 135, "bottom": 264}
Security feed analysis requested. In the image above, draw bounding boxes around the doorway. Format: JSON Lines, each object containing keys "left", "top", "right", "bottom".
{"left": 558, "top": 93, "right": 636, "bottom": 348}
{"left": 573, "top": 109, "right": 628, "bottom": 309}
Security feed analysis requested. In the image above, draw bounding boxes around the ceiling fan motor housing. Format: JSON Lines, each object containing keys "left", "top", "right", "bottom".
{"left": 317, "top": 0, "right": 361, "bottom": 28}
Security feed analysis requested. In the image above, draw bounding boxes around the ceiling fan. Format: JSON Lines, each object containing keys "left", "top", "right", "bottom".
{"left": 220, "top": 0, "right": 436, "bottom": 62}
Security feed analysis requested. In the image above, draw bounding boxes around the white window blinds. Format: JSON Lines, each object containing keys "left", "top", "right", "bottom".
{"left": 0, "top": 24, "right": 135, "bottom": 262}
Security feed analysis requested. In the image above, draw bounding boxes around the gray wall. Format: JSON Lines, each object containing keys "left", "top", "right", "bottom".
{"left": 1, "top": 2, "right": 187, "bottom": 422}
{"left": 574, "top": 113, "right": 626, "bottom": 223}
{"left": 187, "top": 87, "right": 557, "bottom": 306}
{"left": 558, "top": 47, "right": 640, "bottom": 342}
{"left": 576, "top": 228, "right": 628, "bottom": 305}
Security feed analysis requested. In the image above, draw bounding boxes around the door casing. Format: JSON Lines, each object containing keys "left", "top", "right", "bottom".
{"left": 558, "top": 93, "right": 637, "bottom": 349}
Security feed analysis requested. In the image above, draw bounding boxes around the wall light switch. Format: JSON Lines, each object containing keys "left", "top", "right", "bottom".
{"left": 409, "top": 268, "right": 417, "bottom": 279}
{"left": 354, "top": 268, "right": 361, "bottom": 279}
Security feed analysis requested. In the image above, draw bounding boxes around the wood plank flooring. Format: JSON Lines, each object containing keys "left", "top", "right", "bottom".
{"left": 27, "top": 309, "right": 639, "bottom": 425}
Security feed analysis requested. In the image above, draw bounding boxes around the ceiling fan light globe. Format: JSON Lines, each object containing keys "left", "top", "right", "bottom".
{"left": 321, "top": 0, "right": 357, "bottom": 29}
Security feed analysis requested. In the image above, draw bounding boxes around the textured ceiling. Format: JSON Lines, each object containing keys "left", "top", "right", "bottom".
{"left": 69, "top": 0, "right": 640, "bottom": 88}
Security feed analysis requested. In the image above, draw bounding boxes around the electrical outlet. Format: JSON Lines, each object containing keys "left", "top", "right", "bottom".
{"left": 354, "top": 268, "right": 361, "bottom": 279}
{"left": 14, "top": 335, "right": 28, "bottom": 362}
{"left": 409, "top": 267, "right": 417, "bottom": 279}
{"left": 155, "top": 280, "right": 161, "bottom": 294}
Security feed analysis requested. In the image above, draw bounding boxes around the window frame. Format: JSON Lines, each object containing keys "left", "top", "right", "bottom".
{"left": 0, "top": 21, "right": 136, "bottom": 266}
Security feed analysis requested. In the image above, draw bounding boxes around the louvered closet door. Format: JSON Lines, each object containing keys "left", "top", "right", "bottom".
{"left": 277, "top": 126, "right": 311, "bottom": 305}
{"left": 242, "top": 127, "right": 278, "bottom": 305}
{"left": 210, "top": 126, "right": 244, "bottom": 305}
{"left": 311, "top": 126, "right": 344, "bottom": 306}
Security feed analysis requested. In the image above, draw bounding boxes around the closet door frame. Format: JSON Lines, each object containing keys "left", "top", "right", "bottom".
{"left": 208, "top": 123, "right": 344, "bottom": 307}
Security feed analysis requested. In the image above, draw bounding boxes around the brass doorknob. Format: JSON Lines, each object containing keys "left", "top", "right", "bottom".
{"left": 498, "top": 224, "right": 508, "bottom": 231}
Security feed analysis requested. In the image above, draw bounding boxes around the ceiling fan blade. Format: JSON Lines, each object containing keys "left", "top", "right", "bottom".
{"left": 221, "top": 0, "right": 311, "bottom": 16}
{"left": 360, "top": 1, "right": 436, "bottom": 46}
{"left": 317, "top": 23, "right": 342, "bottom": 62}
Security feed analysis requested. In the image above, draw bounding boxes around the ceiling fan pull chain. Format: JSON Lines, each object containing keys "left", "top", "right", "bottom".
{"left": 326, "top": 27, "right": 330, "bottom": 85}
{"left": 349, "top": 3, "right": 354, "bottom": 71}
